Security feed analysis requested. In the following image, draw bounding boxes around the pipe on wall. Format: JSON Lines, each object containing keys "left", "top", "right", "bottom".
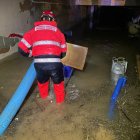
{"left": 0, "top": 62, "right": 36, "bottom": 136}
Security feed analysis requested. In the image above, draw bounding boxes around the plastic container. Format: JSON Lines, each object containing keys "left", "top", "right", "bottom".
{"left": 63, "top": 66, "right": 73, "bottom": 78}
{"left": 111, "top": 57, "right": 127, "bottom": 85}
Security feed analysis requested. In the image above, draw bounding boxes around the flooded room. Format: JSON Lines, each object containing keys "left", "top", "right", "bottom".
{"left": 0, "top": 0, "right": 140, "bottom": 140}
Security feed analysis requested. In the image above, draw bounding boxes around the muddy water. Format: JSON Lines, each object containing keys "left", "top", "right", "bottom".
{"left": 0, "top": 53, "right": 32, "bottom": 112}
{"left": 0, "top": 28, "right": 140, "bottom": 140}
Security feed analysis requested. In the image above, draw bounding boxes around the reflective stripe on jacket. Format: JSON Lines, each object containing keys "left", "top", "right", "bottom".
{"left": 34, "top": 58, "right": 61, "bottom": 63}
{"left": 18, "top": 21, "right": 67, "bottom": 58}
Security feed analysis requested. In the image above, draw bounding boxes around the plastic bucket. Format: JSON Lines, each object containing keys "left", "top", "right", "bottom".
{"left": 111, "top": 57, "right": 127, "bottom": 75}
{"left": 64, "top": 66, "right": 73, "bottom": 78}
{"left": 111, "top": 57, "right": 127, "bottom": 85}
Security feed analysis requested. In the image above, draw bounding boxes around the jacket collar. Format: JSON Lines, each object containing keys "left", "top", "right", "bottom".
{"left": 34, "top": 21, "right": 57, "bottom": 27}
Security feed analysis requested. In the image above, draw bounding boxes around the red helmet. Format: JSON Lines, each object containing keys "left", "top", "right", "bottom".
{"left": 41, "top": 10, "right": 56, "bottom": 19}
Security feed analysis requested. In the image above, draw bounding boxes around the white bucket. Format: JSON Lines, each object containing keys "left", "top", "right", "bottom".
{"left": 111, "top": 57, "right": 128, "bottom": 85}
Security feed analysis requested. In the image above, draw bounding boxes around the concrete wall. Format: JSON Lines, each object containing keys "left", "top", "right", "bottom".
{"left": 0, "top": 0, "right": 89, "bottom": 60}
{"left": 52, "top": 4, "right": 88, "bottom": 31}
{"left": 0, "top": 0, "right": 40, "bottom": 60}
{"left": 0, "top": 0, "right": 88, "bottom": 37}
{"left": 0, "top": 0, "right": 36, "bottom": 36}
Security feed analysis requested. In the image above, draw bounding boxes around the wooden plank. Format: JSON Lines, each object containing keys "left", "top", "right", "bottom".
{"left": 61, "top": 43, "right": 88, "bottom": 70}
{"left": 98, "top": 0, "right": 126, "bottom": 6}
{"left": 75, "top": 0, "right": 93, "bottom": 5}
{"left": 111, "top": 0, "right": 125, "bottom": 6}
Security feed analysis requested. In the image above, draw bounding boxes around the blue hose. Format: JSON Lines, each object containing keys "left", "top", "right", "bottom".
{"left": 0, "top": 62, "right": 36, "bottom": 136}
{"left": 108, "top": 76, "right": 127, "bottom": 120}
{"left": 111, "top": 76, "right": 127, "bottom": 100}
{"left": 108, "top": 99, "right": 117, "bottom": 120}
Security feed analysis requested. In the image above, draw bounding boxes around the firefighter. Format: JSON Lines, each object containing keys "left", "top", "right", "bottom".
{"left": 18, "top": 10, "right": 67, "bottom": 104}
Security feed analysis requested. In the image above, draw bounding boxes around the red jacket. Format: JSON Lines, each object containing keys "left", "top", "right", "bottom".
{"left": 18, "top": 21, "right": 67, "bottom": 62}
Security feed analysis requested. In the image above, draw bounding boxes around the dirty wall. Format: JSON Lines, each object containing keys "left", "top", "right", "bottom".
{"left": 0, "top": 0, "right": 39, "bottom": 59}
{"left": 0, "top": 0, "right": 37, "bottom": 36}
{"left": 0, "top": 0, "right": 88, "bottom": 59}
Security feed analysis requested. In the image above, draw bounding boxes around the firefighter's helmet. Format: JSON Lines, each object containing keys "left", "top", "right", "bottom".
{"left": 41, "top": 10, "right": 56, "bottom": 21}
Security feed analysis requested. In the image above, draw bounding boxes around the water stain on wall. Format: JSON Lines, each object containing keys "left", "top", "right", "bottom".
{"left": 0, "top": 48, "right": 10, "bottom": 54}
{"left": 19, "top": 0, "right": 42, "bottom": 19}
{"left": 19, "top": 0, "right": 33, "bottom": 12}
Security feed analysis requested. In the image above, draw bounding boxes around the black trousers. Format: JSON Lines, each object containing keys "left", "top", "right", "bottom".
{"left": 34, "top": 62, "right": 64, "bottom": 84}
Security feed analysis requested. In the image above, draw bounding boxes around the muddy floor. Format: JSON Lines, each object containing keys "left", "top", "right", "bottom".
{"left": 0, "top": 26, "right": 140, "bottom": 140}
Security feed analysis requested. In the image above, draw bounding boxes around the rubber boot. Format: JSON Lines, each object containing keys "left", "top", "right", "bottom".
{"left": 54, "top": 81, "right": 65, "bottom": 104}
{"left": 37, "top": 81, "right": 49, "bottom": 99}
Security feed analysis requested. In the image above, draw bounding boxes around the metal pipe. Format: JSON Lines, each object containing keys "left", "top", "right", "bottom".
{"left": 0, "top": 62, "right": 36, "bottom": 136}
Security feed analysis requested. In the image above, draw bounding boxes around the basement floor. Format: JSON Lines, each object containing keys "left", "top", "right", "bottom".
{"left": 0, "top": 25, "right": 140, "bottom": 140}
